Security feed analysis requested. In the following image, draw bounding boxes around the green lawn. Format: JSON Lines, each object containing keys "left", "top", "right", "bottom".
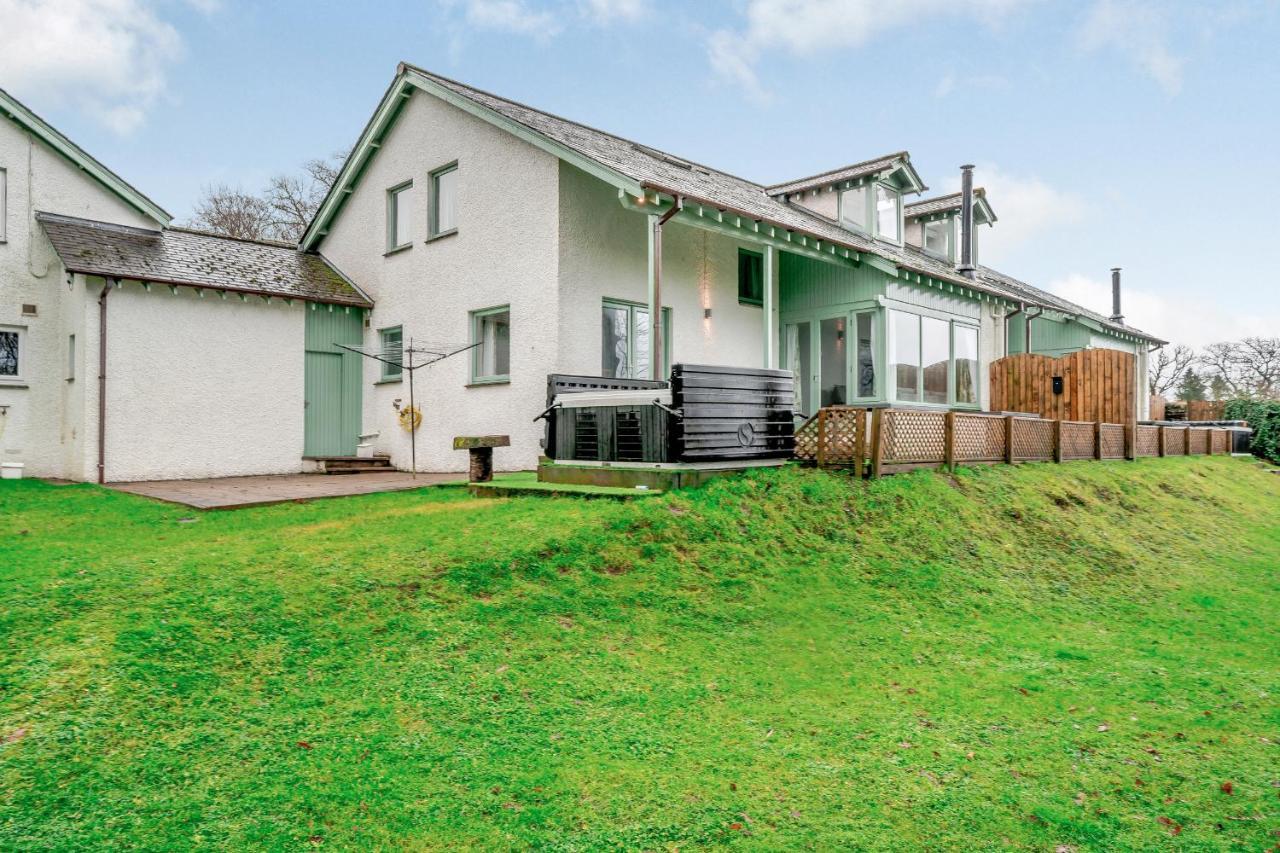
{"left": 1, "top": 457, "right": 1277, "bottom": 850}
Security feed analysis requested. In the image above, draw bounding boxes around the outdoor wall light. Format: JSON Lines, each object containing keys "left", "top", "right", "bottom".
{"left": 704, "top": 307, "right": 712, "bottom": 319}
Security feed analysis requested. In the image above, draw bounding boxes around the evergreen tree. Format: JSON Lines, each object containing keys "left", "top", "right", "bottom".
{"left": 1208, "top": 373, "right": 1230, "bottom": 401}
{"left": 1177, "top": 368, "right": 1208, "bottom": 401}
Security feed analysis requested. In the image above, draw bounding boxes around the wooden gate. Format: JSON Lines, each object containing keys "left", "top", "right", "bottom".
{"left": 989, "top": 349, "right": 1136, "bottom": 424}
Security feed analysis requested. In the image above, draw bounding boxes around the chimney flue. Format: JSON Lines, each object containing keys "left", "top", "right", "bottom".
{"left": 1110, "top": 267, "right": 1123, "bottom": 323}
{"left": 958, "top": 164, "right": 976, "bottom": 279}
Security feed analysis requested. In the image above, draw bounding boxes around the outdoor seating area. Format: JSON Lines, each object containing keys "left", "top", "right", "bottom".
{"left": 795, "top": 407, "right": 1242, "bottom": 477}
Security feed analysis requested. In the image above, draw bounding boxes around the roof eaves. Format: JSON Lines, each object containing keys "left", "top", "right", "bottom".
{"left": 1, "top": 87, "right": 171, "bottom": 226}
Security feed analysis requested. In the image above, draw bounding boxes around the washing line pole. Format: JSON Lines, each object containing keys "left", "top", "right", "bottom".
{"left": 407, "top": 337, "right": 416, "bottom": 479}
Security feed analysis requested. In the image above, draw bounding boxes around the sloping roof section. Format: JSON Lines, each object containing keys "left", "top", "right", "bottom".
{"left": 905, "top": 189, "right": 997, "bottom": 223}
{"left": 38, "top": 213, "right": 370, "bottom": 307}
{"left": 977, "top": 264, "right": 1163, "bottom": 344}
{"left": 1, "top": 87, "right": 170, "bottom": 226}
{"left": 764, "top": 152, "right": 926, "bottom": 197}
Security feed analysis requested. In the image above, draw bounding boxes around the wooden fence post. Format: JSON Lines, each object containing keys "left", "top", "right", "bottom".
{"left": 1124, "top": 424, "right": 1135, "bottom": 461}
{"left": 1004, "top": 415, "right": 1015, "bottom": 464}
{"left": 854, "top": 408, "right": 867, "bottom": 477}
{"left": 1094, "top": 421, "right": 1103, "bottom": 460}
{"left": 944, "top": 411, "right": 957, "bottom": 472}
{"left": 869, "top": 408, "right": 884, "bottom": 479}
{"left": 1158, "top": 427, "right": 1167, "bottom": 457}
{"left": 816, "top": 409, "right": 827, "bottom": 468}
{"left": 1053, "top": 419, "right": 1063, "bottom": 463}
{"left": 1206, "top": 429, "right": 1215, "bottom": 456}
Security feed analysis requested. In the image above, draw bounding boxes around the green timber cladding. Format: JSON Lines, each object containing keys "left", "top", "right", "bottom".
{"left": 304, "top": 307, "right": 365, "bottom": 457}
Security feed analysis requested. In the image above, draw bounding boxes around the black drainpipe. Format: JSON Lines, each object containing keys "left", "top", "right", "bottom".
{"left": 651, "top": 195, "right": 683, "bottom": 380}
{"left": 97, "top": 279, "right": 113, "bottom": 484}
{"left": 1024, "top": 305, "right": 1045, "bottom": 354}
{"left": 1004, "top": 302, "right": 1024, "bottom": 356}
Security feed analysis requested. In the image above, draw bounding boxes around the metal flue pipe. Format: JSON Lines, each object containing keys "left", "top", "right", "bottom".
{"left": 957, "top": 165, "right": 976, "bottom": 279}
{"left": 1109, "top": 267, "right": 1124, "bottom": 323}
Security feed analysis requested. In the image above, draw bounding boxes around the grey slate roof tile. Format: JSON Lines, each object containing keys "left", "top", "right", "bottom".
{"left": 764, "top": 153, "right": 912, "bottom": 197}
{"left": 37, "top": 212, "right": 370, "bottom": 307}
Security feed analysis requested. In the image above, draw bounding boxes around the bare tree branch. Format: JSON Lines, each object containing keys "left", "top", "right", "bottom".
{"left": 264, "top": 150, "right": 348, "bottom": 243}
{"left": 187, "top": 184, "right": 277, "bottom": 241}
{"left": 1149, "top": 344, "right": 1194, "bottom": 397}
{"left": 1199, "top": 337, "right": 1280, "bottom": 400}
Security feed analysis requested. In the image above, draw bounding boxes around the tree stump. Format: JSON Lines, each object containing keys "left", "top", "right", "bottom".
{"left": 453, "top": 435, "right": 511, "bottom": 483}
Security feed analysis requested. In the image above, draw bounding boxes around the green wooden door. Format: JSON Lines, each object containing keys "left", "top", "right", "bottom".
{"left": 304, "top": 307, "right": 363, "bottom": 457}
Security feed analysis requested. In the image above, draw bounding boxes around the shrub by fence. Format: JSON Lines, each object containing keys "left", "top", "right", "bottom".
{"left": 795, "top": 408, "right": 1236, "bottom": 477}
{"left": 1223, "top": 399, "right": 1280, "bottom": 463}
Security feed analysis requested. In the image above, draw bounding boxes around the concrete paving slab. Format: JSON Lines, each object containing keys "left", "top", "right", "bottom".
{"left": 108, "top": 471, "right": 463, "bottom": 510}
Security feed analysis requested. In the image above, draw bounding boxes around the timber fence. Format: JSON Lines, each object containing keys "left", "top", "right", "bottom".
{"left": 794, "top": 407, "right": 1236, "bottom": 478}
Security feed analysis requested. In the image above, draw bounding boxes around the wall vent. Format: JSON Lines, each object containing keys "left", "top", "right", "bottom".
{"left": 21, "top": 304, "right": 37, "bottom": 316}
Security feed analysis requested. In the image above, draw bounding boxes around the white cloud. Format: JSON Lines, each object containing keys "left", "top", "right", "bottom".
{"left": 1047, "top": 273, "right": 1274, "bottom": 348}
{"left": 0, "top": 0, "right": 184, "bottom": 133}
{"left": 579, "top": 0, "right": 644, "bottom": 23}
{"left": 938, "top": 165, "right": 1087, "bottom": 263}
{"left": 460, "top": 0, "right": 562, "bottom": 36}
{"left": 706, "top": 0, "right": 1033, "bottom": 99}
{"left": 1077, "top": 0, "right": 1184, "bottom": 95}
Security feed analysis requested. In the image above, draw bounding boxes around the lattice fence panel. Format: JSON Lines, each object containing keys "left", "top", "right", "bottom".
{"left": 1060, "top": 421, "right": 1095, "bottom": 460}
{"left": 1163, "top": 427, "right": 1187, "bottom": 455}
{"left": 1210, "top": 429, "right": 1229, "bottom": 454}
{"left": 793, "top": 415, "right": 818, "bottom": 462}
{"left": 1010, "top": 418, "right": 1054, "bottom": 461}
{"left": 880, "top": 410, "right": 946, "bottom": 465}
{"left": 1099, "top": 424, "right": 1126, "bottom": 459}
{"left": 1188, "top": 427, "right": 1209, "bottom": 455}
{"left": 1134, "top": 425, "right": 1160, "bottom": 457}
{"left": 818, "top": 407, "right": 865, "bottom": 466}
{"left": 954, "top": 414, "right": 1006, "bottom": 462}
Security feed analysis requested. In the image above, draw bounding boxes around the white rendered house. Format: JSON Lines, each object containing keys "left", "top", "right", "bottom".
{"left": 1, "top": 66, "right": 1162, "bottom": 482}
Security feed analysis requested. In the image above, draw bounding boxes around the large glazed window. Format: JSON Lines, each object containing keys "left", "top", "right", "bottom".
{"left": 954, "top": 324, "right": 979, "bottom": 405}
{"left": 819, "top": 316, "right": 847, "bottom": 406}
{"left": 921, "top": 317, "right": 950, "bottom": 404}
{"left": 875, "top": 185, "right": 900, "bottom": 242}
{"left": 839, "top": 185, "right": 867, "bottom": 232}
{"left": 785, "top": 321, "right": 812, "bottom": 415}
{"left": 430, "top": 163, "right": 458, "bottom": 237}
{"left": 891, "top": 310, "right": 920, "bottom": 402}
{"left": 855, "top": 311, "right": 875, "bottom": 398}
{"left": 923, "top": 219, "right": 951, "bottom": 259}
{"left": 471, "top": 306, "right": 510, "bottom": 383}
{"left": 386, "top": 182, "right": 412, "bottom": 251}
{"left": 602, "top": 300, "right": 670, "bottom": 379}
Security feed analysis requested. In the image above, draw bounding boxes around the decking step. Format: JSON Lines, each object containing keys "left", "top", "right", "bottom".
{"left": 308, "top": 455, "right": 396, "bottom": 474}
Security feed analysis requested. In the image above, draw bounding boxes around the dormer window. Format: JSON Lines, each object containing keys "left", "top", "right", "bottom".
{"left": 875, "top": 185, "right": 901, "bottom": 242}
{"left": 838, "top": 185, "right": 867, "bottom": 232}
{"left": 923, "top": 219, "right": 951, "bottom": 259}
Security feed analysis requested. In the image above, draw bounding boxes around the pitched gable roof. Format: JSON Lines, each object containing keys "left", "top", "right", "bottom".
{"left": 905, "top": 189, "right": 997, "bottom": 224}
{"left": 765, "top": 152, "right": 926, "bottom": 197}
{"left": 38, "top": 213, "right": 369, "bottom": 307}
{"left": 1, "top": 87, "right": 170, "bottom": 226}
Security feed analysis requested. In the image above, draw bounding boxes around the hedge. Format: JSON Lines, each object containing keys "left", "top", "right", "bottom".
{"left": 1223, "top": 399, "right": 1280, "bottom": 463}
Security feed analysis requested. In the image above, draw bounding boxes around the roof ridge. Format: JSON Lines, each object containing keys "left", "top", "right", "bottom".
{"left": 35, "top": 210, "right": 160, "bottom": 238}
{"left": 764, "top": 151, "right": 911, "bottom": 193}
{"left": 168, "top": 224, "right": 298, "bottom": 250}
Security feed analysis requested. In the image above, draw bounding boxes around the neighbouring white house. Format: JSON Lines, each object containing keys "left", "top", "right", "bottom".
{"left": 1, "top": 66, "right": 1163, "bottom": 482}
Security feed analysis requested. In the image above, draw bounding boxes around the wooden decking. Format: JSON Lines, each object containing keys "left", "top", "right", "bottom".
{"left": 795, "top": 407, "right": 1235, "bottom": 478}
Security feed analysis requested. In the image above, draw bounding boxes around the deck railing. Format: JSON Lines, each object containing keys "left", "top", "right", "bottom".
{"left": 796, "top": 407, "right": 1236, "bottom": 478}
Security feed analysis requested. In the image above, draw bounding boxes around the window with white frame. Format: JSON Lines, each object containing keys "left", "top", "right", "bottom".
{"left": 430, "top": 162, "right": 458, "bottom": 237}
{"left": 875, "top": 184, "right": 900, "bottom": 242}
{"left": 923, "top": 219, "right": 951, "bottom": 259}
{"left": 838, "top": 185, "right": 868, "bottom": 232}
{"left": 854, "top": 311, "right": 876, "bottom": 398}
{"left": 602, "top": 299, "right": 670, "bottom": 379}
{"left": 0, "top": 326, "right": 23, "bottom": 380}
{"left": 888, "top": 309, "right": 980, "bottom": 406}
{"left": 471, "top": 306, "right": 510, "bottom": 383}
{"left": 379, "top": 326, "right": 403, "bottom": 381}
{"left": 386, "top": 181, "right": 412, "bottom": 252}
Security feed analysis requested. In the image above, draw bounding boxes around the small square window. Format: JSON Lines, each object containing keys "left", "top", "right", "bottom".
{"left": 386, "top": 182, "right": 412, "bottom": 252}
{"left": 430, "top": 162, "right": 458, "bottom": 237}
{"left": 379, "top": 326, "right": 403, "bottom": 381}
{"left": 738, "top": 249, "right": 763, "bottom": 305}
{"left": 471, "top": 306, "right": 509, "bottom": 383}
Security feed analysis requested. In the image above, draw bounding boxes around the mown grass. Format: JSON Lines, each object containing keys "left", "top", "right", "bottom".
{"left": 1, "top": 456, "right": 1277, "bottom": 850}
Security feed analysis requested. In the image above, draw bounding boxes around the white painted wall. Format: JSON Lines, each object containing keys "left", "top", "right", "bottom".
{"left": 320, "top": 90, "right": 561, "bottom": 473}
{"left": 0, "top": 116, "right": 157, "bottom": 479}
{"left": 99, "top": 282, "right": 305, "bottom": 482}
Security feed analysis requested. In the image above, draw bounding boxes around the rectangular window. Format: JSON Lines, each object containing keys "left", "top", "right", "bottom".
{"left": 784, "top": 321, "right": 812, "bottom": 415}
{"left": 923, "top": 219, "right": 951, "bottom": 259}
{"left": 0, "top": 168, "right": 7, "bottom": 243}
{"left": 921, "top": 316, "right": 950, "bottom": 404}
{"left": 839, "top": 185, "right": 867, "bottom": 232}
{"left": 430, "top": 162, "right": 458, "bottom": 237}
{"left": 855, "top": 311, "right": 875, "bottom": 398}
{"left": 471, "top": 306, "right": 510, "bottom": 383}
{"left": 602, "top": 300, "right": 670, "bottom": 379}
{"left": 955, "top": 217, "right": 977, "bottom": 265}
{"left": 875, "top": 185, "right": 900, "bottom": 242}
{"left": 890, "top": 310, "right": 919, "bottom": 402}
{"left": 819, "top": 316, "right": 847, "bottom": 406}
{"left": 67, "top": 334, "right": 76, "bottom": 381}
{"left": 386, "top": 182, "right": 412, "bottom": 251}
{"left": 0, "top": 326, "right": 22, "bottom": 380}
{"left": 379, "top": 326, "right": 403, "bottom": 381}
{"left": 738, "top": 249, "right": 763, "bottom": 305}
{"left": 954, "top": 324, "right": 979, "bottom": 405}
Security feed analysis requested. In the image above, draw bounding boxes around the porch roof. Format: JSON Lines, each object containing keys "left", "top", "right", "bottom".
{"left": 976, "top": 265, "right": 1164, "bottom": 345}
{"left": 38, "top": 212, "right": 371, "bottom": 307}
{"left": 905, "top": 189, "right": 997, "bottom": 224}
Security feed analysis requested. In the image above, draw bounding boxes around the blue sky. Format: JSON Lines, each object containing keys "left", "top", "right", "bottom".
{"left": 4, "top": 0, "right": 1279, "bottom": 346}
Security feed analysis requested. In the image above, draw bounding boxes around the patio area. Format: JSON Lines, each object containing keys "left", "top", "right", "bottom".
{"left": 108, "top": 471, "right": 461, "bottom": 510}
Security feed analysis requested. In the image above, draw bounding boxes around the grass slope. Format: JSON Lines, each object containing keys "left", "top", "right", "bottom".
{"left": 1, "top": 457, "right": 1278, "bottom": 850}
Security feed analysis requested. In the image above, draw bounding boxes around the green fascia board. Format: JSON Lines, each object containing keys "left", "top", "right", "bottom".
{"left": 0, "top": 87, "right": 170, "bottom": 226}
{"left": 301, "top": 69, "right": 643, "bottom": 251}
